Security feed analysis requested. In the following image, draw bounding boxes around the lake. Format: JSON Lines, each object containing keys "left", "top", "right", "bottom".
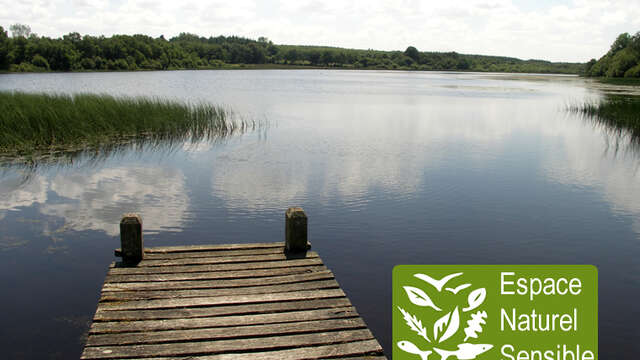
{"left": 1, "top": 70, "right": 639, "bottom": 358}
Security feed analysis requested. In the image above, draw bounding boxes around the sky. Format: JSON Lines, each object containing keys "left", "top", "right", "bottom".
{"left": 1, "top": 0, "right": 639, "bottom": 63}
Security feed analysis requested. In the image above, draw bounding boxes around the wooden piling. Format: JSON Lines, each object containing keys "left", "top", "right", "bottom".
{"left": 285, "top": 207, "right": 308, "bottom": 253}
{"left": 119, "top": 213, "right": 143, "bottom": 265}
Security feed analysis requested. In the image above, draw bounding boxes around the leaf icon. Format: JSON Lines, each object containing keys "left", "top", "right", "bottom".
{"left": 433, "top": 307, "right": 460, "bottom": 343}
{"left": 397, "top": 306, "right": 430, "bottom": 342}
{"left": 464, "top": 310, "right": 487, "bottom": 341}
{"left": 462, "top": 288, "right": 487, "bottom": 312}
{"left": 403, "top": 286, "right": 442, "bottom": 311}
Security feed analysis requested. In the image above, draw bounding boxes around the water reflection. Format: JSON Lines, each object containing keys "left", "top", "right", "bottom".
{"left": 42, "top": 166, "right": 189, "bottom": 236}
{"left": 542, "top": 116, "right": 640, "bottom": 233}
{"left": 1, "top": 165, "right": 190, "bottom": 237}
{"left": 0, "top": 173, "right": 47, "bottom": 221}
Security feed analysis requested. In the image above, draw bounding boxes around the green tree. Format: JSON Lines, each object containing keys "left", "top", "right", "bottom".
{"left": 610, "top": 33, "right": 631, "bottom": 55}
{"left": 80, "top": 57, "right": 95, "bottom": 70}
{"left": 606, "top": 48, "right": 636, "bottom": 77}
{"left": 0, "top": 26, "right": 9, "bottom": 69}
{"left": 9, "top": 36, "right": 27, "bottom": 64}
{"left": 31, "top": 54, "right": 50, "bottom": 69}
{"left": 624, "top": 64, "right": 640, "bottom": 77}
{"left": 404, "top": 46, "right": 419, "bottom": 62}
{"left": 10, "top": 23, "right": 31, "bottom": 38}
{"left": 584, "top": 58, "right": 596, "bottom": 75}
{"left": 284, "top": 48, "right": 298, "bottom": 64}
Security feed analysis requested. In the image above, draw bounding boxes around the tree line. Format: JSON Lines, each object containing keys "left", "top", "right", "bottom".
{"left": 0, "top": 24, "right": 583, "bottom": 74}
{"left": 585, "top": 32, "right": 640, "bottom": 78}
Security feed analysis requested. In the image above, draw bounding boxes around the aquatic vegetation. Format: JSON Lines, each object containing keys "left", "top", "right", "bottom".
{"left": 569, "top": 95, "right": 640, "bottom": 138}
{"left": 0, "top": 91, "right": 249, "bottom": 154}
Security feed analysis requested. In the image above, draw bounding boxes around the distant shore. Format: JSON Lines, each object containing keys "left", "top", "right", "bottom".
{"left": 0, "top": 26, "right": 583, "bottom": 75}
{"left": 0, "top": 63, "right": 583, "bottom": 75}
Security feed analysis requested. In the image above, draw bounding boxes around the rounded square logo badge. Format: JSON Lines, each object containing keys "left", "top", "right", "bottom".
{"left": 393, "top": 265, "right": 598, "bottom": 360}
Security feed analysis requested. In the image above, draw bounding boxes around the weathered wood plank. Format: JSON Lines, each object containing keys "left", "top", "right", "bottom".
{"left": 90, "top": 306, "right": 358, "bottom": 334}
{"left": 86, "top": 317, "right": 367, "bottom": 346}
{"left": 87, "top": 339, "right": 384, "bottom": 360}
{"left": 108, "top": 257, "right": 324, "bottom": 275}
{"left": 138, "top": 247, "right": 285, "bottom": 260}
{"left": 132, "top": 251, "right": 319, "bottom": 267}
{"left": 81, "top": 329, "right": 374, "bottom": 359}
{"left": 125, "top": 340, "right": 386, "bottom": 360}
{"left": 114, "top": 243, "right": 286, "bottom": 257}
{"left": 93, "top": 297, "right": 353, "bottom": 321}
{"left": 98, "top": 288, "right": 346, "bottom": 311}
{"left": 143, "top": 242, "right": 285, "bottom": 253}
{"left": 102, "top": 271, "right": 334, "bottom": 292}
{"left": 105, "top": 265, "right": 327, "bottom": 283}
{"left": 99, "top": 279, "right": 340, "bottom": 301}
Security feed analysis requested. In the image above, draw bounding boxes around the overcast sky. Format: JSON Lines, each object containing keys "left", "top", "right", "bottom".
{"left": 1, "top": 0, "right": 639, "bottom": 63}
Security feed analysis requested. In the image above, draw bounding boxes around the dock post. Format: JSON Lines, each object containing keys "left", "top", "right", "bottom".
{"left": 120, "top": 213, "right": 143, "bottom": 265}
{"left": 285, "top": 207, "right": 308, "bottom": 253}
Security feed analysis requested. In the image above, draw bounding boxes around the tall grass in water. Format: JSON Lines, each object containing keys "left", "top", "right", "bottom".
{"left": 569, "top": 96, "right": 640, "bottom": 142}
{"left": 0, "top": 92, "right": 247, "bottom": 154}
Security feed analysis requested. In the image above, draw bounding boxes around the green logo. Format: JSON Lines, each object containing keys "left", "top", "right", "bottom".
{"left": 393, "top": 265, "right": 598, "bottom": 360}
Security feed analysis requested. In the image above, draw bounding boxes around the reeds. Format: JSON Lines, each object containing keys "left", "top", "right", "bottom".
{"left": 0, "top": 91, "right": 246, "bottom": 154}
{"left": 568, "top": 95, "right": 640, "bottom": 155}
{"left": 569, "top": 96, "right": 640, "bottom": 137}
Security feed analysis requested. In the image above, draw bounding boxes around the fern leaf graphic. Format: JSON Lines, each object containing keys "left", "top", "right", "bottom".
{"left": 463, "top": 310, "right": 487, "bottom": 341}
{"left": 398, "top": 306, "right": 430, "bottom": 342}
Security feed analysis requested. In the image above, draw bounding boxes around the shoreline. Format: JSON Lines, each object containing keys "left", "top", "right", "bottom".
{"left": 0, "top": 64, "right": 583, "bottom": 75}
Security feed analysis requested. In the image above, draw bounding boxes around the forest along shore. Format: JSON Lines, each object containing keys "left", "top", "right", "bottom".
{"left": 0, "top": 24, "right": 582, "bottom": 74}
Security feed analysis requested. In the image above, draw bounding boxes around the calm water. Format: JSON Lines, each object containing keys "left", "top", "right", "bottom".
{"left": 1, "top": 70, "right": 639, "bottom": 358}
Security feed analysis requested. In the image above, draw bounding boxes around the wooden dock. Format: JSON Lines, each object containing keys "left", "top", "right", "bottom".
{"left": 81, "top": 210, "right": 386, "bottom": 359}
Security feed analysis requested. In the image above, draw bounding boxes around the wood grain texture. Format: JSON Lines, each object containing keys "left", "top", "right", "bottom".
{"left": 98, "top": 288, "right": 347, "bottom": 311}
{"left": 108, "top": 257, "right": 323, "bottom": 275}
{"left": 102, "top": 270, "right": 335, "bottom": 291}
{"left": 82, "top": 329, "right": 375, "bottom": 359}
{"left": 138, "top": 247, "right": 285, "bottom": 260}
{"left": 90, "top": 306, "right": 359, "bottom": 333}
{"left": 86, "top": 318, "right": 368, "bottom": 346}
{"left": 82, "top": 242, "right": 385, "bottom": 359}
{"left": 133, "top": 251, "right": 319, "bottom": 267}
{"left": 102, "top": 340, "right": 385, "bottom": 360}
{"left": 99, "top": 279, "right": 340, "bottom": 301}
{"left": 93, "top": 297, "right": 353, "bottom": 321}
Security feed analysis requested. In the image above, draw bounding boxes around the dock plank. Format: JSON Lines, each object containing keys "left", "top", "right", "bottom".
{"left": 109, "top": 340, "right": 384, "bottom": 360}
{"left": 90, "top": 306, "right": 359, "bottom": 334}
{"left": 105, "top": 265, "right": 327, "bottom": 282}
{"left": 82, "top": 329, "right": 375, "bottom": 359}
{"left": 138, "top": 247, "right": 285, "bottom": 260}
{"left": 82, "top": 242, "right": 385, "bottom": 359}
{"left": 99, "top": 279, "right": 340, "bottom": 301}
{"left": 108, "top": 257, "right": 323, "bottom": 275}
{"left": 98, "top": 288, "right": 347, "bottom": 311}
{"left": 141, "top": 242, "right": 286, "bottom": 252}
{"left": 86, "top": 317, "right": 368, "bottom": 346}
{"left": 102, "top": 270, "right": 335, "bottom": 291}
{"left": 93, "top": 297, "right": 353, "bottom": 321}
{"left": 134, "top": 251, "right": 319, "bottom": 267}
